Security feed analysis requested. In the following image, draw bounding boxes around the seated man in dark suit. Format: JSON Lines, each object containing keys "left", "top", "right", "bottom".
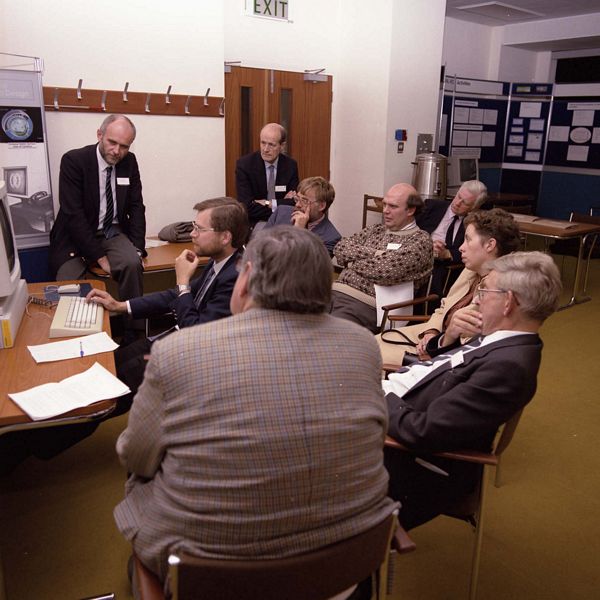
{"left": 383, "top": 251, "right": 561, "bottom": 529}
{"left": 416, "top": 180, "right": 487, "bottom": 307}
{"left": 265, "top": 176, "right": 341, "bottom": 256}
{"left": 87, "top": 197, "right": 248, "bottom": 408}
{"left": 235, "top": 122, "right": 299, "bottom": 227}
{"left": 50, "top": 114, "right": 146, "bottom": 302}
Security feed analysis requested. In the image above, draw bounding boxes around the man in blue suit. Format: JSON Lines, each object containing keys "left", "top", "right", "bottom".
{"left": 87, "top": 197, "right": 249, "bottom": 409}
{"left": 235, "top": 122, "right": 299, "bottom": 227}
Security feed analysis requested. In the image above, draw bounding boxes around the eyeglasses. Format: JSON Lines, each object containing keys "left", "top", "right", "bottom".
{"left": 191, "top": 222, "right": 215, "bottom": 234}
{"left": 475, "top": 285, "right": 508, "bottom": 300}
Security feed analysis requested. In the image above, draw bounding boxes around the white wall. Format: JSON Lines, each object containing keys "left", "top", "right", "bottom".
{"left": 497, "top": 45, "right": 539, "bottom": 82}
{"left": 1, "top": 0, "right": 225, "bottom": 235}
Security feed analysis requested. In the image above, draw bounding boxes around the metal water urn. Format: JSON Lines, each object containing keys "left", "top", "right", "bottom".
{"left": 411, "top": 152, "right": 448, "bottom": 200}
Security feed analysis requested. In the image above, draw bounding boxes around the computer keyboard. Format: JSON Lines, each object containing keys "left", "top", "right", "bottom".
{"left": 49, "top": 296, "right": 104, "bottom": 338}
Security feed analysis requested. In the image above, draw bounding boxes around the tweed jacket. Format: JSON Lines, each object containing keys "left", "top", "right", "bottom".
{"left": 49, "top": 143, "right": 146, "bottom": 276}
{"left": 235, "top": 151, "right": 299, "bottom": 224}
{"left": 265, "top": 205, "right": 341, "bottom": 256}
{"left": 375, "top": 268, "right": 478, "bottom": 365}
{"left": 114, "top": 309, "right": 397, "bottom": 582}
{"left": 333, "top": 224, "right": 433, "bottom": 306}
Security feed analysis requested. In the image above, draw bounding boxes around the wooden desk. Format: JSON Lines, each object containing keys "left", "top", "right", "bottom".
{"left": 89, "top": 241, "right": 210, "bottom": 278}
{"left": 511, "top": 214, "right": 600, "bottom": 309}
{"left": 0, "top": 281, "right": 116, "bottom": 432}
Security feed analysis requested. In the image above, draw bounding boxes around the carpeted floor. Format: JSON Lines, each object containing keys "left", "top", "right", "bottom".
{"left": 1, "top": 255, "right": 599, "bottom": 599}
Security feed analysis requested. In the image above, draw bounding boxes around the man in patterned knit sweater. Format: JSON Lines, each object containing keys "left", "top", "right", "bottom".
{"left": 331, "top": 183, "right": 433, "bottom": 333}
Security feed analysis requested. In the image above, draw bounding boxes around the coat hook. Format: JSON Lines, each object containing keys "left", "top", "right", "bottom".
{"left": 53, "top": 88, "right": 60, "bottom": 110}
{"left": 165, "top": 85, "right": 172, "bottom": 105}
{"left": 123, "top": 82, "right": 129, "bottom": 102}
{"left": 101, "top": 90, "right": 107, "bottom": 111}
{"left": 77, "top": 78, "right": 83, "bottom": 100}
{"left": 204, "top": 88, "right": 210, "bottom": 107}
{"left": 219, "top": 98, "right": 225, "bottom": 116}
{"left": 145, "top": 93, "right": 151, "bottom": 113}
{"left": 185, "top": 95, "right": 192, "bottom": 115}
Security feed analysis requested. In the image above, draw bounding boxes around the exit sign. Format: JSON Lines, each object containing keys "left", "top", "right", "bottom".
{"left": 247, "top": 0, "right": 291, "bottom": 21}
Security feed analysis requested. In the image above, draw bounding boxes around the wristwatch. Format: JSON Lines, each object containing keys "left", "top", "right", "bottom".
{"left": 177, "top": 284, "right": 191, "bottom": 296}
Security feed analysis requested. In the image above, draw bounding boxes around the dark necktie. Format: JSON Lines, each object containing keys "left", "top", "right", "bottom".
{"left": 445, "top": 214, "right": 460, "bottom": 247}
{"left": 103, "top": 166, "right": 114, "bottom": 238}
{"left": 267, "top": 164, "right": 275, "bottom": 202}
{"left": 194, "top": 266, "right": 215, "bottom": 306}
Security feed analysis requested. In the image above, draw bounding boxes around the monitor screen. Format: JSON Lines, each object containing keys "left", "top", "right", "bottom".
{"left": 447, "top": 155, "right": 479, "bottom": 189}
{"left": 3, "top": 166, "right": 28, "bottom": 197}
{"left": 0, "top": 180, "right": 21, "bottom": 298}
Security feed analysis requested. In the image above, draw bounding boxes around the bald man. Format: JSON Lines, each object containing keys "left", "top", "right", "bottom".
{"left": 235, "top": 122, "right": 299, "bottom": 227}
{"left": 332, "top": 183, "right": 433, "bottom": 333}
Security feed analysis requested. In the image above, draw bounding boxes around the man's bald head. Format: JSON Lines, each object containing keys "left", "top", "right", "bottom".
{"left": 381, "top": 183, "right": 423, "bottom": 231}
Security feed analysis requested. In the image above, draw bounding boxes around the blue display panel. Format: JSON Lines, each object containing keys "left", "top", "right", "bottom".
{"left": 503, "top": 98, "right": 551, "bottom": 165}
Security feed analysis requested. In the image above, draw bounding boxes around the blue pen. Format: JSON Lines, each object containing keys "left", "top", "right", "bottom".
{"left": 79, "top": 341, "right": 84, "bottom": 358}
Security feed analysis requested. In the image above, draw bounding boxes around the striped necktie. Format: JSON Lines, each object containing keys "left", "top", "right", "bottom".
{"left": 103, "top": 166, "right": 114, "bottom": 238}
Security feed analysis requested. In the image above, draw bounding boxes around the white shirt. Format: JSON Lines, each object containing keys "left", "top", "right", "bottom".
{"left": 431, "top": 204, "right": 460, "bottom": 244}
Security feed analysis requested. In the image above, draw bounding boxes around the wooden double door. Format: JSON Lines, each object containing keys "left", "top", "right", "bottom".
{"left": 224, "top": 66, "right": 333, "bottom": 198}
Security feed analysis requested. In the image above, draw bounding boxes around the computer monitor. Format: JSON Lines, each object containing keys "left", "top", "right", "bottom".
{"left": 0, "top": 180, "right": 22, "bottom": 298}
{"left": 447, "top": 155, "right": 479, "bottom": 190}
{"left": 3, "top": 166, "right": 28, "bottom": 198}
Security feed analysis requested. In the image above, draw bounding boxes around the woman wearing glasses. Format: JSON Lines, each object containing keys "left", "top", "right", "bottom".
{"left": 377, "top": 208, "right": 521, "bottom": 367}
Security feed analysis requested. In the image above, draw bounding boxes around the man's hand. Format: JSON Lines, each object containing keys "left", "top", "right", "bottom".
{"left": 97, "top": 255, "right": 112, "bottom": 275}
{"left": 284, "top": 190, "right": 296, "bottom": 199}
{"left": 174, "top": 249, "right": 200, "bottom": 285}
{"left": 291, "top": 205, "right": 310, "bottom": 229}
{"left": 433, "top": 240, "right": 451, "bottom": 260}
{"left": 441, "top": 306, "right": 482, "bottom": 346}
{"left": 254, "top": 199, "right": 270, "bottom": 207}
{"left": 86, "top": 288, "right": 127, "bottom": 313}
{"left": 416, "top": 331, "right": 437, "bottom": 356}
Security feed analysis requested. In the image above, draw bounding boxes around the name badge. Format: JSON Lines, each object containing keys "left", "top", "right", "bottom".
{"left": 387, "top": 243, "right": 401, "bottom": 250}
{"left": 117, "top": 177, "right": 130, "bottom": 186}
{"left": 275, "top": 185, "right": 287, "bottom": 192}
{"left": 450, "top": 351, "right": 465, "bottom": 368}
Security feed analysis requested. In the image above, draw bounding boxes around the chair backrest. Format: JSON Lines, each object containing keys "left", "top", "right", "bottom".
{"left": 571, "top": 211, "right": 600, "bottom": 225}
{"left": 363, "top": 194, "right": 384, "bottom": 228}
{"left": 169, "top": 513, "right": 396, "bottom": 600}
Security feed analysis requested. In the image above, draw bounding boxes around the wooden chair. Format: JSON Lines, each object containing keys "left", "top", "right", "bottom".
{"left": 384, "top": 408, "right": 524, "bottom": 600}
{"left": 133, "top": 512, "right": 416, "bottom": 600}
{"left": 363, "top": 194, "right": 384, "bottom": 228}
{"left": 550, "top": 209, "right": 600, "bottom": 294}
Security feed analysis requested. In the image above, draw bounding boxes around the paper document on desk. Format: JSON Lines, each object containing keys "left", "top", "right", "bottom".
{"left": 27, "top": 331, "right": 119, "bottom": 363}
{"left": 8, "top": 362, "right": 130, "bottom": 421}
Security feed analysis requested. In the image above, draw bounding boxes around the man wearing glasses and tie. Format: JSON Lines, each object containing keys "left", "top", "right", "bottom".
{"left": 87, "top": 197, "right": 248, "bottom": 409}
{"left": 383, "top": 251, "right": 562, "bottom": 529}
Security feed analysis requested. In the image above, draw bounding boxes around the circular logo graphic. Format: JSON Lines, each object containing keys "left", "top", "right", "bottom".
{"left": 570, "top": 127, "right": 592, "bottom": 144}
{"left": 2, "top": 109, "right": 34, "bottom": 141}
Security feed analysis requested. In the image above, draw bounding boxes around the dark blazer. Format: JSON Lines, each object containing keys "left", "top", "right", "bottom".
{"left": 384, "top": 333, "right": 542, "bottom": 527}
{"left": 416, "top": 199, "right": 464, "bottom": 263}
{"left": 235, "top": 151, "right": 299, "bottom": 224}
{"left": 49, "top": 144, "right": 146, "bottom": 276}
{"left": 128, "top": 251, "right": 241, "bottom": 328}
{"left": 266, "top": 205, "right": 341, "bottom": 256}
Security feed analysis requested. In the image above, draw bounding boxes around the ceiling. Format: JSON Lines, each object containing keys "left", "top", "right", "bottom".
{"left": 445, "top": 1, "right": 600, "bottom": 51}
{"left": 445, "top": 1, "right": 600, "bottom": 26}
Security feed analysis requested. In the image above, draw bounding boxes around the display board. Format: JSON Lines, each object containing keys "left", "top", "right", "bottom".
{"left": 545, "top": 97, "right": 600, "bottom": 169}
{"left": 0, "top": 61, "right": 53, "bottom": 250}
{"left": 503, "top": 99, "right": 551, "bottom": 166}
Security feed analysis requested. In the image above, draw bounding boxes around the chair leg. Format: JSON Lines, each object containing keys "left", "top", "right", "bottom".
{"left": 494, "top": 455, "right": 503, "bottom": 488}
{"left": 469, "top": 465, "right": 490, "bottom": 600}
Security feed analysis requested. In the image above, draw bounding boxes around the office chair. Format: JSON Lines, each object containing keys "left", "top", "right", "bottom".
{"left": 384, "top": 408, "right": 524, "bottom": 600}
{"left": 132, "top": 511, "right": 415, "bottom": 600}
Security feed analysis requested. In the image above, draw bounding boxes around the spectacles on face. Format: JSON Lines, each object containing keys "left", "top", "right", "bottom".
{"left": 191, "top": 222, "right": 215, "bottom": 234}
{"left": 475, "top": 284, "right": 508, "bottom": 300}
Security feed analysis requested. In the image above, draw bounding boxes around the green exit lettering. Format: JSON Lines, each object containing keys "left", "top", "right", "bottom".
{"left": 254, "top": 0, "right": 289, "bottom": 20}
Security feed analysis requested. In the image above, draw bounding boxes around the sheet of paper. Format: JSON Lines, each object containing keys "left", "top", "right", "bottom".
{"left": 481, "top": 131, "right": 496, "bottom": 147}
{"left": 453, "top": 106, "right": 469, "bottom": 123}
{"left": 572, "top": 110, "right": 594, "bottom": 127}
{"left": 145, "top": 238, "right": 169, "bottom": 248}
{"left": 483, "top": 109, "right": 498, "bottom": 126}
{"left": 8, "top": 362, "right": 130, "bottom": 421}
{"left": 527, "top": 133, "right": 543, "bottom": 150}
{"left": 374, "top": 283, "right": 413, "bottom": 328}
{"left": 506, "top": 146, "right": 523, "bottom": 157}
{"left": 28, "top": 332, "right": 119, "bottom": 363}
{"left": 467, "top": 130, "right": 482, "bottom": 146}
{"left": 529, "top": 119, "right": 545, "bottom": 131}
{"left": 593, "top": 128, "right": 600, "bottom": 144}
{"left": 548, "top": 126, "right": 570, "bottom": 142}
{"left": 519, "top": 102, "right": 541, "bottom": 118}
{"left": 452, "top": 130, "right": 468, "bottom": 146}
{"left": 567, "top": 145, "right": 589, "bottom": 162}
